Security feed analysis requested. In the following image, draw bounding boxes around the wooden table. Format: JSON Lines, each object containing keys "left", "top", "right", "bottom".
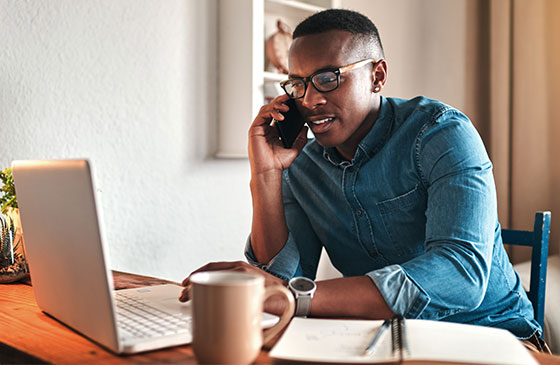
{"left": 1, "top": 271, "right": 559, "bottom": 364}
{"left": 0, "top": 271, "right": 271, "bottom": 364}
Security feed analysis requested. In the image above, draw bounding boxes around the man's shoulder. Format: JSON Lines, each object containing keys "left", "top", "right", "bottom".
{"left": 385, "top": 96, "right": 471, "bottom": 136}
{"left": 386, "top": 96, "right": 459, "bottom": 120}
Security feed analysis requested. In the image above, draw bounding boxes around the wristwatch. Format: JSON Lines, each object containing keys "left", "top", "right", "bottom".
{"left": 288, "top": 277, "right": 317, "bottom": 317}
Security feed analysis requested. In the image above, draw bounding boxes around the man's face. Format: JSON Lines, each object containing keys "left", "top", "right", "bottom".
{"left": 288, "top": 30, "right": 379, "bottom": 155}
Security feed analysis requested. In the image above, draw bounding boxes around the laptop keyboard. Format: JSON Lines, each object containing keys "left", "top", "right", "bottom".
{"left": 115, "top": 291, "right": 191, "bottom": 340}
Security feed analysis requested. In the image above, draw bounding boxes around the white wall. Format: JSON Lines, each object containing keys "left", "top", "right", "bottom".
{"left": 0, "top": 0, "right": 478, "bottom": 283}
{"left": 0, "top": 0, "right": 253, "bottom": 282}
{"left": 341, "top": 0, "right": 470, "bottom": 112}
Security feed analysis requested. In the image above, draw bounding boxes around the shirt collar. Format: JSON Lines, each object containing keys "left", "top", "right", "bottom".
{"left": 322, "top": 96, "right": 394, "bottom": 167}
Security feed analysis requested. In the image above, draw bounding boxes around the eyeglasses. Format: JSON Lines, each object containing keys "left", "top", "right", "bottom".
{"left": 280, "top": 58, "right": 377, "bottom": 100}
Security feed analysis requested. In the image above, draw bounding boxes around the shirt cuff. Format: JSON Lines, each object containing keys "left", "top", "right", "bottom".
{"left": 366, "top": 264, "right": 431, "bottom": 318}
{"left": 244, "top": 234, "right": 302, "bottom": 280}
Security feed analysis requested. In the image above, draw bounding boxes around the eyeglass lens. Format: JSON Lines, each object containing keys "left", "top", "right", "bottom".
{"left": 283, "top": 70, "right": 339, "bottom": 99}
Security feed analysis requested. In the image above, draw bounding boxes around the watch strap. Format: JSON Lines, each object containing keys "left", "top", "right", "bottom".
{"left": 294, "top": 293, "right": 312, "bottom": 317}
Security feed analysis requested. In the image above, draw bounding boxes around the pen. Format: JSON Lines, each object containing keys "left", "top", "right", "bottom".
{"left": 364, "top": 319, "right": 391, "bottom": 356}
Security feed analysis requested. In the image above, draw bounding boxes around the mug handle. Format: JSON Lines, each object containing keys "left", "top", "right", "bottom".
{"left": 262, "top": 285, "right": 295, "bottom": 346}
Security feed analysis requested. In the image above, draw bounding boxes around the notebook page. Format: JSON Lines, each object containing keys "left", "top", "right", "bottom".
{"left": 405, "top": 320, "right": 538, "bottom": 365}
{"left": 269, "top": 318, "right": 397, "bottom": 363}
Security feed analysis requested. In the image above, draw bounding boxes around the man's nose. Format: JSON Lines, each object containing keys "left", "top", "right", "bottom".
{"left": 301, "top": 82, "right": 327, "bottom": 110}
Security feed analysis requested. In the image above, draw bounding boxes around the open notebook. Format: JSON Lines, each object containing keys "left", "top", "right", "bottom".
{"left": 269, "top": 318, "right": 537, "bottom": 365}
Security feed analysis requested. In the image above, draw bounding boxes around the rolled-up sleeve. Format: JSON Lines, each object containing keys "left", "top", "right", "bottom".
{"left": 367, "top": 113, "right": 497, "bottom": 320}
{"left": 244, "top": 233, "right": 302, "bottom": 280}
{"left": 367, "top": 265, "right": 430, "bottom": 318}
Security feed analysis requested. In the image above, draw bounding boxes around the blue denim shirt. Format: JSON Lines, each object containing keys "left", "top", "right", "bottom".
{"left": 245, "top": 96, "right": 540, "bottom": 339}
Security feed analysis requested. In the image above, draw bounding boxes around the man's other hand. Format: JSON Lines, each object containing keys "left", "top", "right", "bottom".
{"left": 179, "top": 261, "right": 290, "bottom": 316}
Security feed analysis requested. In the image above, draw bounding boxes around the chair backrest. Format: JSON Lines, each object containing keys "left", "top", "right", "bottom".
{"left": 502, "top": 211, "right": 551, "bottom": 329}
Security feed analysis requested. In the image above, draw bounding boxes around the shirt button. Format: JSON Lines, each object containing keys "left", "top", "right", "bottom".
{"left": 356, "top": 210, "right": 362, "bottom": 216}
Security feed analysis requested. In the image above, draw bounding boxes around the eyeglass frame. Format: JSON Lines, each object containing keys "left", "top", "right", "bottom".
{"left": 279, "top": 58, "right": 379, "bottom": 100}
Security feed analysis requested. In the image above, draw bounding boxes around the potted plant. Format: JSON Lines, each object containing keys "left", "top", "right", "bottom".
{"left": 0, "top": 167, "right": 29, "bottom": 283}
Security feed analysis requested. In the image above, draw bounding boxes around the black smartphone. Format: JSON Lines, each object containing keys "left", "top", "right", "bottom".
{"left": 275, "top": 98, "right": 306, "bottom": 149}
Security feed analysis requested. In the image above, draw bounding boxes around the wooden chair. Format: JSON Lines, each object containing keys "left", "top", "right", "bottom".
{"left": 502, "top": 211, "right": 551, "bottom": 329}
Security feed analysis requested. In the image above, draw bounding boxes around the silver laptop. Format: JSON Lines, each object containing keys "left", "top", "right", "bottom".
{"left": 11, "top": 159, "right": 278, "bottom": 354}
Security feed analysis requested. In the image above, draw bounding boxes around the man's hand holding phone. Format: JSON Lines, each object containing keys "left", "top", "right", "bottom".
{"left": 248, "top": 94, "right": 308, "bottom": 175}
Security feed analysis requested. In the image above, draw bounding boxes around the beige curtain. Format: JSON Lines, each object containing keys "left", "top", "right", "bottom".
{"left": 487, "top": 0, "right": 560, "bottom": 262}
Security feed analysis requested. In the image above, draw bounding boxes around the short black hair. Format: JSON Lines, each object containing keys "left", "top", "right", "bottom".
{"left": 293, "top": 9, "right": 384, "bottom": 60}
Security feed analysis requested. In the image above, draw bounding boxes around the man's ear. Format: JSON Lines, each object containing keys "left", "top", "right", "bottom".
{"left": 372, "top": 59, "right": 388, "bottom": 93}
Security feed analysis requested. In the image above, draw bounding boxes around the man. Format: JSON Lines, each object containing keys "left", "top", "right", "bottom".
{"left": 181, "top": 9, "right": 548, "bottom": 351}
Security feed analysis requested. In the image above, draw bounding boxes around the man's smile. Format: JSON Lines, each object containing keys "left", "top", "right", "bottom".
{"left": 307, "top": 114, "right": 336, "bottom": 134}
{"left": 310, "top": 117, "right": 333, "bottom": 125}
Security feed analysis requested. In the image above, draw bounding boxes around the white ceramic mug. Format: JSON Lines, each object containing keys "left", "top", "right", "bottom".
{"left": 190, "top": 270, "right": 295, "bottom": 364}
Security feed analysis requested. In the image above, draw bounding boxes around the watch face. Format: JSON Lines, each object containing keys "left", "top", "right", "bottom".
{"left": 292, "top": 278, "right": 315, "bottom": 292}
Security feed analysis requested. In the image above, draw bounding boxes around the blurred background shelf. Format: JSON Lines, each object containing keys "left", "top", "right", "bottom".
{"left": 216, "top": 0, "right": 338, "bottom": 158}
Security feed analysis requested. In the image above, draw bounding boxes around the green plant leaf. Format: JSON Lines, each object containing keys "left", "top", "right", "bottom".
{"left": 0, "top": 168, "right": 18, "bottom": 214}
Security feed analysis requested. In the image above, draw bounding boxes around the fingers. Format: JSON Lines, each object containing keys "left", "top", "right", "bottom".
{"left": 178, "top": 260, "right": 284, "bottom": 302}
{"left": 179, "top": 261, "right": 243, "bottom": 302}
{"left": 270, "top": 94, "right": 291, "bottom": 114}
{"left": 178, "top": 261, "right": 259, "bottom": 302}
{"left": 251, "top": 95, "right": 291, "bottom": 128}
{"left": 268, "top": 101, "right": 290, "bottom": 123}
{"left": 180, "top": 261, "right": 253, "bottom": 287}
{"left": 179, "top": 284, "right": 191, "bottom": 302}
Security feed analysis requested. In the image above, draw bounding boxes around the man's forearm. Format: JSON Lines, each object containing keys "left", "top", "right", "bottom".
{"left": 250, "top": 171, "right": 289, "bottom": 264}
{"left": 311, "top": 276, "right": 394, "bottom": 319}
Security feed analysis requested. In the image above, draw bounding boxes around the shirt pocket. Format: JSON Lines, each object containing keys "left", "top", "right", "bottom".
{"left": 376, "top": 184, "right": 427, "bottom": 257}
